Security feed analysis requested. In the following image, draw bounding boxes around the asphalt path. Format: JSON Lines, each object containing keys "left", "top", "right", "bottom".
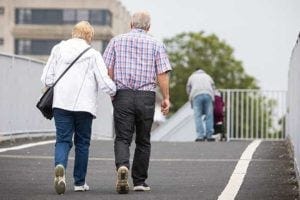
{"left": 0, "top": 140, "right": 298, "bottom": 200}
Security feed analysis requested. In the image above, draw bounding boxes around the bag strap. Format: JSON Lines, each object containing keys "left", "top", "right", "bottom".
{"left": 52, "top": 46, "right": 91, "bottom": 88}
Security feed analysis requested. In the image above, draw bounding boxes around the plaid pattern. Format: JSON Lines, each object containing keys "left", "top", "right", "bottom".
{"left": 103, "top": 29, "right": 172, "bottom": 91}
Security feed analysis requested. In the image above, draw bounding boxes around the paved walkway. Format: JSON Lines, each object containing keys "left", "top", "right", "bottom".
{"left": 0, "top": 140, "right": 298, "bottom": 200}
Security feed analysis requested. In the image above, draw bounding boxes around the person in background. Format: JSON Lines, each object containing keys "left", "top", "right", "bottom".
{"left": 103, "top": 10, "right": 172, "bottom": 194}
{"left": 41, "top": 21, "right": 116, "bottom": 195}
{"left": 214, "top": 90, "right": 225, "bottom": 126}
{"left": 213, "top": 89, "right": 225, "bottom": 140}
{"left": 186, "top": 68, "right": 215, "bottom": 142}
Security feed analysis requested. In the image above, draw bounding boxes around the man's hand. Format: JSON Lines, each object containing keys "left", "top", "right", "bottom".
{"left": 157, "top": 72, "right": 170, "bottom": 115}
{"left": 161, "top": 99, "right": 170, "bottom": 115}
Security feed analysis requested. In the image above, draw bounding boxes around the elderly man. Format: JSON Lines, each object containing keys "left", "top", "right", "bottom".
{"left": 186, "top": 69, "right": 215, "bottom": 142}
{"left": 103, "top": 11, "right": 172, "bottom": 194}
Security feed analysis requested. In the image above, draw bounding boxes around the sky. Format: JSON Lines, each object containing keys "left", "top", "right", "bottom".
{"left": 119, "top": 0, "right": 300, "bottom": 90}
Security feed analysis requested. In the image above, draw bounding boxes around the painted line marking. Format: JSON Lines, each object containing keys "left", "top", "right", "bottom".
{"left": 218, "top": 139, "right": 262, "bottom": 200}
{"left": 0, "top": 153, "right": 283, "bottom": 164}
{"left": 0, "top": 140, "right": 55, "bottom": 153}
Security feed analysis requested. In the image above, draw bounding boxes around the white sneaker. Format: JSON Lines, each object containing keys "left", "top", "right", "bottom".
{"left": 74, "top": 183, "right": 90, "bottom": 192}
{"left": 54, "top": 164, "right": 66, "bottom": 195}
{"left": 116, "top": 166, "right": 129, "bottom": 194}
{"left": 133, "top": 183, "right": 151, "bottom": 191}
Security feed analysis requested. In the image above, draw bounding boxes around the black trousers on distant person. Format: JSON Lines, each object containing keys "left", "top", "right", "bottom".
{"left": 113, "top": 89, "right": 155, "bottom": 185}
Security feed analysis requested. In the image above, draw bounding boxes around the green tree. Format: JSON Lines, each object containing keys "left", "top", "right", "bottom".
{"left": 164, "top": 32, "right": 259, "bottom": 113}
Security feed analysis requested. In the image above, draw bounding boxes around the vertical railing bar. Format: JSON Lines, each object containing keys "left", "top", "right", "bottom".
{"left": 282, "top": 91, "right": 286, "bottom": 139}
{"left": 256, "top": 91, "right": 259, "bottom": 139}
{"left": 277, "top": 92, "right": 283, "bottom": 139}
{"left": 262, "top": 92, "right": 266, "bottom": 139}
{"left": 251, "top": 91, "right": 254, "bottom": 139}
{"left": 241, "top": 91, "right": 244, "bottom": 139}
{"left": 231, "top": 91, "right": 234, "bottom": 140}
{"left": 266, "top": 92, "right": 272, "bottom": 139}
{"left": 273, "top": 91, "right": 276, "bottom": 140}
{"left": 236, "top": 91, "right": 239, "bottom": 139}
{"left": 235, "top": 91, "right": 237, "bottom": 139}
{"left": 276, "top": 91, "right": 279, "bottom": 139}
{"left": 279, "top": 91, "right": 283, "bottom": 140}
{"left": 246, "top": 91, "right": 249, "bottom": 140}
{"left": 261, "top": 91, "right": 265, "bottom": 139}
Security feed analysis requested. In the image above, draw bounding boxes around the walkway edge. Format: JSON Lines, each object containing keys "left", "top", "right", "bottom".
{"left": 0, "top": 140, "right": 55, "bottom": 153}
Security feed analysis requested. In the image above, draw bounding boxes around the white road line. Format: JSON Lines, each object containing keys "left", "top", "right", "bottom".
{"left": 218, "top": 139, "right": 262, "bottom": 200}
{"left": 0, "top": 154, "right": 279, "bottom": 164}
{"left": 0, "top": 153, "right": 283, "bottom": 163}
{"left": 0, "top": 140, "right": 55, "bottom": 153}
{"left": 0, "top": 155, "right": 239, "bottom": 162}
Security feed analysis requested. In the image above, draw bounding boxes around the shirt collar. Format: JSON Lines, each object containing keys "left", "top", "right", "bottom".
{"left": 131, "top": 28, "right": 147, "bottom": 34}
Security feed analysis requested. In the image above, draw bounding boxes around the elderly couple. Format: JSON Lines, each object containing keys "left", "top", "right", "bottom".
{"left": 41, "top": 11, "right": 172, "bottom": 195}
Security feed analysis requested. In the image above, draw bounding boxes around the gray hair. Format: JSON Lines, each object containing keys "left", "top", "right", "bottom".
{"left": 131, "top": 11, "right": 151, "bottom": 30}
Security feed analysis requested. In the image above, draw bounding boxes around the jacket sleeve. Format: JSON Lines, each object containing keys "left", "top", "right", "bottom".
{"left": 210, "top": 76, "right": 216, "bottom": 91}
{"left": 93, "top": 53, "right": 116, "bottom": 96}
{"left": 186, "top": 77, "right": 192, "bottom": 95}
{"left": 41, "top": 45, "right": 59, "bottom": 87}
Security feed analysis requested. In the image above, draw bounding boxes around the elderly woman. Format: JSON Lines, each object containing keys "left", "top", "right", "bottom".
{"left": 41, "top": 21, "right": 116, "bottom": 195}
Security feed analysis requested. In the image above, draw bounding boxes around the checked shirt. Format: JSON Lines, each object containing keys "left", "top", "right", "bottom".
{"left": 103, "top": 28, "right": 171, "bottom": 91}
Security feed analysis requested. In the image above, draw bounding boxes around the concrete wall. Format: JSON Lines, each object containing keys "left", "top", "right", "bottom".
{"left": 0, "top": 53, "right": 114, "bottom": 139}
{"left": 287, "top": 34, "right": 300, "bottom": 171}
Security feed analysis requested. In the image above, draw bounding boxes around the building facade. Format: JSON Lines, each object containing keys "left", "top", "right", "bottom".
{"left": 0, "top": 0, "right": 130, "bottom": 60}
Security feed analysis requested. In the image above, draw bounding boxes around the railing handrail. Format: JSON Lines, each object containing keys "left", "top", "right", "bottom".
{"left": 0, "top": 52, "right": 45, "bottom": 65}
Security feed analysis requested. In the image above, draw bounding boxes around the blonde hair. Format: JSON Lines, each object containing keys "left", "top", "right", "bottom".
{"left": 72, "top": 21, "right": 94, "bottom": 44}
{"left": 131, "top": 11, "right": 151, "bottom": 30}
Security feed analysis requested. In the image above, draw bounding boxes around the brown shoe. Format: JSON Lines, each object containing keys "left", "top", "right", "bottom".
{"left": 54, "top": 164, "right": 66, "bottom": 195}
{"left": 116, "top": 166, "right": 129, "bottom": 194}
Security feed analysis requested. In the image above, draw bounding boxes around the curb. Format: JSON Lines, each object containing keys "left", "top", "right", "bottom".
{"left": 0, "top": 132, "right": 55, "bottom": 148}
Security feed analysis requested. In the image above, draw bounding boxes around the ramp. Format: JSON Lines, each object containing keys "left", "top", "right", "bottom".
{"left": 151, "top": 102, "right": 197, "bottom": 141}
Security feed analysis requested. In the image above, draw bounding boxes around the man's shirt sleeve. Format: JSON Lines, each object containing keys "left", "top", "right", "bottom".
{"left": 155, "top": 44, "right": 172, "bottom": 74}
{"left": 103, "top": 39, "right": 115, "bottom": 69}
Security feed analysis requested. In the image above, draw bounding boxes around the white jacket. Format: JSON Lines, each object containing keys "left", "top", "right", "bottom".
{"left": 41, "top": 38, "right": 116, "bottom": 117}
{"left": 186, "top": 69, "right": 215, "bottom": 101}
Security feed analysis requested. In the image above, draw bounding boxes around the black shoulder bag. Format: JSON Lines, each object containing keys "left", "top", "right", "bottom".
{"left": 36, "top": 47, "right": 91, "bottom": 120}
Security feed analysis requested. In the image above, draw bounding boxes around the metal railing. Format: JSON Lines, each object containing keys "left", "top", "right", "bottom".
{"left": 0, "top": 52, "right": 114, "bottom": 140}
{"left": 220, "top": 89, "right": 286, "bottom": 141}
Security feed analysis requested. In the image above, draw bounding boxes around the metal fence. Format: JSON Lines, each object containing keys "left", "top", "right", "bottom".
{"left": 152, "top": 89, "right": 286, "bottom": 142}
{"left": 220, "top": 89, "right": 286, "bottom": 140}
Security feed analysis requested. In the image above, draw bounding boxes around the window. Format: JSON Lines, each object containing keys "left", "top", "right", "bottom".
{"left": 0, "top": 7, "right": 4, "bottom": 15}
{"left": 15, "top": 39, "right": 59, "bottom": 55}
{"left": 63, "top": 9, "right": 76, "bottom": 24}
{"left": 31, "top": 40, "right": 59, "bottom": 55}
{"left": 15, "top": 40, "right": 31, "bottom": 55}
{"left": 90, "top": 10, "right": 112, "bottom": 26}
{"left": 16, "top": 8, "right": 62, "bottom": 24}
{"left": 15, "top": 9, "right": 32, "bottom": 24}
{"left": 15, "top": 9, "right": 112, "bottom": 26}
{"left": 0, "top": 38, "right": 3, "bottom": 45}
{"left": 31, "top": 9, "right": 62, "bottom": 24}
{"left": 77, "top": 10, "right": 89, "bottom": 21}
